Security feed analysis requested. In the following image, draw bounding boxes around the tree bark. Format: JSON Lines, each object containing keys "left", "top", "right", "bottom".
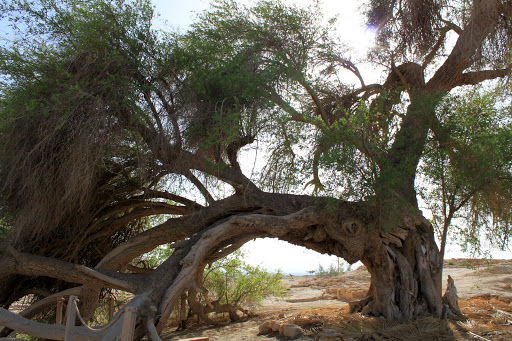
{"left": 352, "top": 218, "right": 444, "bottom": 319}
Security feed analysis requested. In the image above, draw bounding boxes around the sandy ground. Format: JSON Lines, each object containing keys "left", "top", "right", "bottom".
{"left": 162, "top": 259, "right": 512, "bottom": 341}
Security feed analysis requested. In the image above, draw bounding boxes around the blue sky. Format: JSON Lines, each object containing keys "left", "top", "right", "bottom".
{"left": 151, "top": 0, "right": 211, "bottom": 31}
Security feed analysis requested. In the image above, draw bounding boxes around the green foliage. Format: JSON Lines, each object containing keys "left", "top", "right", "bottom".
{"left": 178, "top": 0, "right": 361, "bottom": 193}
{"left": 0, "top": 0, "right": 162, "bottom": 245}
{"left": 420, "top": 86, "right": 512, "bottom": 254}
{"left": 204, "top": 250, "right": 284, "bottom": 308}
{"left": 135, "top": 244, "right": 174, "bottom": 269}
{"left": 313, "top": 261, "right": 346, "bottom": 277}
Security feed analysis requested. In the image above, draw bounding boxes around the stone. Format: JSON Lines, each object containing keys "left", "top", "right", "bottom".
{"left": 314, "top": 328, "right": 344, "bottom": 340}
{"left": 271, "top": 320, "right": 282, "bottom": 332}
{"left": 336, "top": 287, "right": 367, "bottom": 301}
{"left": 258, "top": 320, "right": 273, "bottom": 335}
{"left": 282, "top": 324, "right": 303, "bottom": 339}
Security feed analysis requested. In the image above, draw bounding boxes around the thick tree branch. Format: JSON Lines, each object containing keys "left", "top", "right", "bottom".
{"left": 2, "top": 248, "right": 139, "bottom": 293}
{"left": 0, "top": 307, "right": 69, "bottom": 341}
{"left": 458, "top": 67, "right": 511, "bottom": 86}
{"left": 94, "top": 200, "right": 191, "bottom": 222}
{"left": 156, "top": 207, "right": 324, "bottom": 330}
{"left": 227, "top": 135, "right": 255, "bottom": 170}
{"left": 71, "top": 204, "right": 187, "bottom": 260}
{"left": 95, "top": 192, "right": 264, "bottom": 271}
{"left": 426, "top": 0, "right": 503, "bottom": 92}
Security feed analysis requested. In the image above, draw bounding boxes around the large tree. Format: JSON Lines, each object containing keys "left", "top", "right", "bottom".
{"left": 0, "top": 0, "right": 510, "bottom": 339}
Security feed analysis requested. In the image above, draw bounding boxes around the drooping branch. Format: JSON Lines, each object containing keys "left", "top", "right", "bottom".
{"left": 2, "top": 248, "right": 139, "bottom": 293}
{"left": 135, "top": 189, "right": 204, "bottom": 211}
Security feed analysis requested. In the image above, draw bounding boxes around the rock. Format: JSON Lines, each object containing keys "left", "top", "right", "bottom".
{"left": 314, "top": 328, "right": 344, "bottom": 340}
{"left": 282, "top": 324, "right": 303, "bottom": 339}
{"left": 337, "top": 287, "right": 367, "bottom": 301}
{"left": 271, "top": 320, "right": 282, "bottom": 332}
{"left": 258, "top": 320, "right": 273, "bottom": 335}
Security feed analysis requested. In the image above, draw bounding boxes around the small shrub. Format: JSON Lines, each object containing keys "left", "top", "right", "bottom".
{"left": 314, "top": 261, "right": 345, "bottom": 277}
{"left": 204, "top": 250, "right": 285, "bottom": 309}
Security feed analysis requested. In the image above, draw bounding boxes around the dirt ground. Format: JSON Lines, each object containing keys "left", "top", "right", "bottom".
{"left": 162, "top": 259, "right": 512, "bottom": 341}
{"left": 4, "top": 259, "right": 510, "bottom": 340}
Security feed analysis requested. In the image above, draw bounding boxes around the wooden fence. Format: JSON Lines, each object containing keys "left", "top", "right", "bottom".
{"left": 58, "top": 295, "right": 135, "bottom": 341}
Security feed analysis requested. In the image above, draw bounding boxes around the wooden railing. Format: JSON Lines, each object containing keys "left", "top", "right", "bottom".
{"left": 58, "top": 295, "right": 135, "bottom": 341}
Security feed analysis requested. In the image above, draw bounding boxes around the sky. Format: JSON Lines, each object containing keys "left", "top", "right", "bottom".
{"left": 148, "top": 0, "right": 512, "bottom": 274}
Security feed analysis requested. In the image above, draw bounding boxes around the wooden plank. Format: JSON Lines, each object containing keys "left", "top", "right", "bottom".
{"left": 108, "top": 297, "right": 114, "bottom": 321}
{"left": 56, "top": 297, "right": 65, "bottom": 325}
{"left": 64, "top": 296, "right": 77, "bottom": 341}
{"left": 120, "top": 307, "right": 136, "bottom": 341}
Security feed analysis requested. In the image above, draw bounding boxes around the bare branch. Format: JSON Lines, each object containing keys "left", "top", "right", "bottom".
{"left": 184, "top": 170, "right": 215, "bottom": 205}
{"left": 3, "top": 248, "right": 138, "bottom": 292}
{"left": 422, "top": 28, "right": 449, "bottom": 70}
{"left": 79, "top": 266, "right": 137, "bottom": 293}
{"left": 440, "top": 19, "right": 463, "bottom": 35}
{"left": 335, "top": 57, "right": 366, "bottom": 87}
{"left": 297, "top": 78, "right": 330, "bottom": 123}
{"left": 265, "top": 88, "right": 308, "bottom": 123}
{"left": 134, "top": 189, "right": 204, "bottom": 210}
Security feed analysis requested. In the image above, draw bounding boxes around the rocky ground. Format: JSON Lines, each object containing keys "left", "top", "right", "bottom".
{"left": 162, "top": 259, "right": 512, "bottom": 341}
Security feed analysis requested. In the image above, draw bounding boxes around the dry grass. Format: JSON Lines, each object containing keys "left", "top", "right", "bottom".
{"left": 282, "top": 307, "right": 457, "bottom": 340}
{"left": 263, "top": 295, "right": 512, "bottom": 341}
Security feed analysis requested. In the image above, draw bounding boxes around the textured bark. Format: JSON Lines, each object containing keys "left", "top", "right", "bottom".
{"left": 352, "top": 220, "right": 444, "bottom": 319}
{"left": 0, "top": 190, "right": 461, "bottom": 339}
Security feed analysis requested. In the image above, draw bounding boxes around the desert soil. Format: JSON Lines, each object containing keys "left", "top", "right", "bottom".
{"left": 162, "top": 259, "right": 512, "bottom": 341}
